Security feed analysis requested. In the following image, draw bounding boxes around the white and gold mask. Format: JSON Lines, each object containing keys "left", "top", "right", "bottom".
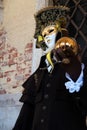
{"left": 42, "top": 25, "right": 58, "bottom": 53}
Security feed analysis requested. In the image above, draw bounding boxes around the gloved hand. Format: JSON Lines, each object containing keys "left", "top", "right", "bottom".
{"left": 52, "top": 45, "right": 75, "bottom": 64}
{"left": 52, "top": 36, "right": 81, "bottom": 64}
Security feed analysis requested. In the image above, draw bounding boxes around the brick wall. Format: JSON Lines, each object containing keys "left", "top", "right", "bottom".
{"left": 0, "top": 0, "right": 36, "bottom": 94}
{"left": 0, "top": 29, "right": 33, "bottom": 94}
{"left": 0, "top": 1, "right": 35, "bottom": 129}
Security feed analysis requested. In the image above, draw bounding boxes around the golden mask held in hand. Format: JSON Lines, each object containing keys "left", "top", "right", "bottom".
{"left": 46, "top": 36, "right": 81, "bottom": 72}
{"left": 55, "top": 37, "right": 79, "bottom": 55}
{"left": 54, "top": 37, "right": 80, "bottom": 64}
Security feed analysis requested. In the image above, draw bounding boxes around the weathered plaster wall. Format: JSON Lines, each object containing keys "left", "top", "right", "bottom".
{"left": 0, "top": 0, "right": 36, "bottom": 94}
{"left": 0, "top": 30, "right": 33, "bottom": 94}
{"left": 0, "top": 0, "right": 36, "bottom": 130}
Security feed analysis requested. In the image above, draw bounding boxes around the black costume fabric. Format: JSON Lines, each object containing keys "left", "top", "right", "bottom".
{"left": 12, "top": 55, "right": 87, "bottom": 130}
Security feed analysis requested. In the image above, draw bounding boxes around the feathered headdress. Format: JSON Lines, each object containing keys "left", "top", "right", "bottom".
{"left": 34, "top": 6, "right": 69, "bottom": 40}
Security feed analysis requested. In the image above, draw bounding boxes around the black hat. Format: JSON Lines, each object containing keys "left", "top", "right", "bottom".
{"left": 34, "top": 6, "right": 69, "bottom": 39}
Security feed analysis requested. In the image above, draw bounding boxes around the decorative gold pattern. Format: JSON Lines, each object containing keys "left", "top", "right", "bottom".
{"left": 34, "top": 6, "right": 69, "bottom": 39}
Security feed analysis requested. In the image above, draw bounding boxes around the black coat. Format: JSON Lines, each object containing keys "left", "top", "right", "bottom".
{"left": 12, "top": 56, "right": 87, "bottom": 130}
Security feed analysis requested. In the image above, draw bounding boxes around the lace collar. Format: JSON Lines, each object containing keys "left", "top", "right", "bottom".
{"left": 65, "top": 63, "right": 85, "bottom": 93}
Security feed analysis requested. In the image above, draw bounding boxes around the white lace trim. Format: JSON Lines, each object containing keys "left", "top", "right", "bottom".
{"left": 45, "top": 59, "right": 53, "bottom": 73}
{"left": 65, "top": 63, "right": 84, "bottom": 93}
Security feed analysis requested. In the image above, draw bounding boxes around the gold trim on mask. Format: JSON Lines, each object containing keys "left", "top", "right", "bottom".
{"left": 38, "top": 35, "right": 43, "bottom": 42}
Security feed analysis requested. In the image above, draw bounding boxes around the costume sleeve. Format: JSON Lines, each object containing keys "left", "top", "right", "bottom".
{"left": 12, "top": 69, "right": 39, "bottom": 130}
{"left": 20, "top": 55, "right": 46, "bottom": 104}
{"left": 12, "top": 103, "right": 35, "bottom": 130}
{"left": 19, "top": 73, "right": 36, "bottom": 104}
{"left": 12, "top": 73, "right": 36, "bottom": 130}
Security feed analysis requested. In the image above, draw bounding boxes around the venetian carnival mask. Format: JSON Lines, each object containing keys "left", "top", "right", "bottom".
{"left": 55, "top": 36, "right": 80, "bottom": 64}
{"left": 55, "top": 37, "right": 79, "bottom": 55}
{"left": 42, "top": 25, "right": 58, "bottom": 53}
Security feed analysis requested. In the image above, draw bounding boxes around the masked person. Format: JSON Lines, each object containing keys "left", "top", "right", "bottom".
{"left": 12, "top": 6, "right": 87, "bottom": 130}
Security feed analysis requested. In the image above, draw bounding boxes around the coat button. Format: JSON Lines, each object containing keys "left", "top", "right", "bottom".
{"left": 41, "top": 119, "right": 44, "bottom": 123}
{"left": 49, "top": 73, "right": 52, "bottom": 77}
{"left": 46, "top": 83, "right": 51, "bottom": 88}
{"left": 44, "top": 94, "right": 49, "bottom": 99}
{"left": 42, "top": 106, "right": 47, "bottom": 110}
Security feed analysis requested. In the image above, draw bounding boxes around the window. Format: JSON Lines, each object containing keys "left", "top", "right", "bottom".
{"left": 49, "top": 0, "right": 87, "bottom": 50}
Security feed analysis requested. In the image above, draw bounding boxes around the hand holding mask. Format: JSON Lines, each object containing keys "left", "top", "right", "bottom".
{"left": 46, "top": 37, "right": 81, "bottom": 72}
{"left": 53, "top": 36, "right": 80, "bottom": 64}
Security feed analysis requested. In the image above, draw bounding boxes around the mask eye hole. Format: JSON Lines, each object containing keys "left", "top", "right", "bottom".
{"left": 66, "top": 42, "right": 71, "bottom": 47}
{"left": 43, "top": 34, "right": 46, "bottom": 37}
{"left": 49, "top": 29, "right": 54, "bottom": 33}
